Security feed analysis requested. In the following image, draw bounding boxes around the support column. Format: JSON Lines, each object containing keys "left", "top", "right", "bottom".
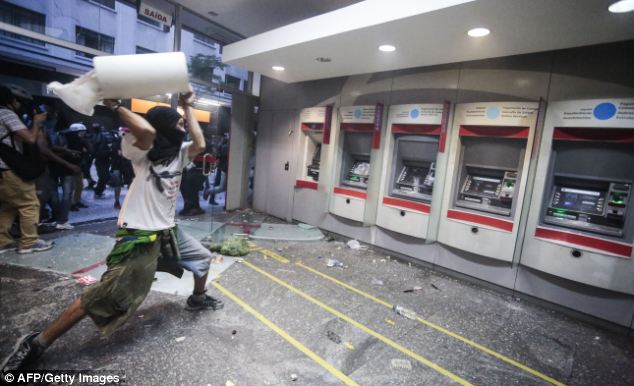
{"left": 226, "top": 93, "right": 258, "bottom": 210}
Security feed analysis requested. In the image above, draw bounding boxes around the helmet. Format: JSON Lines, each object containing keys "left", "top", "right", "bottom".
{"left": 6, "top": 84, "right": 33, "bottom": 101}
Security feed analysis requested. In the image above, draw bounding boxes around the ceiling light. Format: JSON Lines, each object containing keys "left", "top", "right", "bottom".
{"left": 609, "top": 0, "right": 634, "bottom": 13}
{"left": 467, "top": 27, "right": 490, "bottom": 37}
{"left": 378, "top": 44, "right": 396, "bottom": 52}
{"left": 207, "top": 11, "right": 218, "bottom": 17}
{"left": 272, "top": 66, "right": 285, "bottom": 71}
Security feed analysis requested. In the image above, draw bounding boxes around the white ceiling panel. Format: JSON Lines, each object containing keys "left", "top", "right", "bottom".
{"left": 219, "top": 0, "right": 634, "bottom": 83}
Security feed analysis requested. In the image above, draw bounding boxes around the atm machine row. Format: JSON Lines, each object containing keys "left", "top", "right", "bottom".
{"left": 292, "top": 99, "right": 634, "bottom": 295}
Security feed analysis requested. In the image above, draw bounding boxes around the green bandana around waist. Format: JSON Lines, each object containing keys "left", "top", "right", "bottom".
{"left": 106, "top": 228, "right": 160, "bottom": 265}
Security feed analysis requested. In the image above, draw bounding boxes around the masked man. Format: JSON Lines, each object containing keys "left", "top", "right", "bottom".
{"left": 1, "top": 89, "right": 223, "bottom": 371}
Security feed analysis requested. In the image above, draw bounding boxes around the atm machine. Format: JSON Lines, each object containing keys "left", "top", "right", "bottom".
{"left": 294, "top": 106, "right": 332, "bottom": 190}
{"left": 376, "top": 104, "right": 448, "bottom": 239}
{"left": 330, "top": 105, "right": 384, "bottom": 223}
{"left": 438, "top": 102, "right": 540, "bottom": 261}
{"left": 521, "top": 99, "right": 634, "bottom": 295}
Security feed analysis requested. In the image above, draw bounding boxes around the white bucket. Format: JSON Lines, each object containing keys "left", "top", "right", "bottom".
{"left": 48, "top": 52, "right": 190, "bottom": 116}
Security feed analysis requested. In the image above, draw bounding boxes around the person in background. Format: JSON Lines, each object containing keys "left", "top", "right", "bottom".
{"left": 47, "top": 124, "right": 81, "bottom": 230}
{"left": 109, "top": 128, "right": 125, "bottom": 209}
{"left": 0, "top": 85, "right": 54, "bottom": 254}
{"left": 65, "top": 123, "right": 91, "bottom": 211}
{"left": 81, "top": 124, "right": 97, "bottom": 190}
{"left": 91, "top": 123, "right": 115, "bottom": 198}
{"left": 179, "top": 150, "right": 210, "bottom": 216}
{"left": 35, "top": 105, "right": 57, "bottom": 224}
{"left": 203, "top": 134, "right": 228, "bottom": 206}
{"left": 1, "top": 88, "right": 223, "bottom": 371}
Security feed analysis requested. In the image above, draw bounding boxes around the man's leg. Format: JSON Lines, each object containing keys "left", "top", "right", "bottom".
{"left": 39, "top": 298, "right": 87, "bottom": 344}
{"left": 55, "top": 175, "right": 74, "bottom": 228}
{"left": 174, "top": 227, "right": 223, "bottom": 310}
{"left": 1, "top": 170, "right": 41, "bottom": 249}
{"left": 94, "top": 158, "right": 109, "bottom": 196}
{"left": 72, "top": 172, "right": 84, "bottom": 206}
{"left": 0, "top": 297, "right": 87, "bottom": 371}
{"left": 0, "top": 172, "right": 18, "bottom": 248}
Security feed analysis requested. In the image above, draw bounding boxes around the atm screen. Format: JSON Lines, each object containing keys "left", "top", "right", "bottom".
{"left": 306, "top": 144, "right": 321, "bottom": 181}
{"left": 455, "top": 167, "right": 517, "bottom": 216}
{"left": 551, "top": 187, "right": 605, "bottom": 215}
{"left": 349, "top": 161, "right": 370, "bottom": 180}
{"left": 397, "top": 165, "right": 427, "bottom": 188}
{"left": 544, "top": 179, "right": 630, "bottom": 237}
{"left": 343, "top": 160, "right": 370, "bottom": 188}
{"left": 393, "top": 162, "right": 434, "bottom": 200}
{"left": 463, "top": 176, "right": 502, "bottom": 198}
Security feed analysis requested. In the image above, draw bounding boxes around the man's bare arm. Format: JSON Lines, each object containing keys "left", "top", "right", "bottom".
{"left": 180, "top": 90, "right": 205, "bottom": 159}
{"left": 36, "top": 129, "right": 80, "bottom": 174}
{"left": 14, "top": 111, "right": 47, "bottom": 144}
{"left": 103, "top": 100, "right": 155, "bottom": 150}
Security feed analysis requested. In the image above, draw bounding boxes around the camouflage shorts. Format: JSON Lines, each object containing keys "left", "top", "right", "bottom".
{"left": 80, "top": 240, "right": 161, "bottom": 337}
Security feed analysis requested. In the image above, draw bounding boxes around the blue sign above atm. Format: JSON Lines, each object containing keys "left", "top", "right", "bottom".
{"left": 552, "top": 99, "right": 634, "bottom": 127}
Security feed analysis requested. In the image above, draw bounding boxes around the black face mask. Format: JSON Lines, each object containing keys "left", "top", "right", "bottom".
{"left": 145, "top": 106, "right": 185, "bottom": 165}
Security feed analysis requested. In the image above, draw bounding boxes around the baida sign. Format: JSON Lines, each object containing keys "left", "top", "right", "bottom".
{"left": 139, "top": 2, "right": 172, "bottom": 26}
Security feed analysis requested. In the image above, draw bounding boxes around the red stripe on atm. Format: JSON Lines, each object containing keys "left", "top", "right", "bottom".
{"left": 302, "top": 123, "right": 324, "bottom": 133}
{"left": 341, "top": 123, "right": 374, "bottom": 132}
{"left": 372, "top": 130, "right": 381, "bottom": 149}
{"left": 553, "top": 128, "right": 634, "bottom": 142}
{"left": 295, "top": 180, "right": 318, "bottom": 190}
{"left": 447, "top": 209, "right": 514, "bottom": 232}
{"left": 383, "top": 197, "right": 430, "bottom": 213}
{"left": 459, "top": 125, "right": 530, "bottom": 139}
{"left": 391, "top": 124, "right": 441, "bottom": 135}
{"left": 334, "top": 187, "right": 367, "bottom": 199}
{"left": 534, "top": 227, "right": 632, "bottom": 257}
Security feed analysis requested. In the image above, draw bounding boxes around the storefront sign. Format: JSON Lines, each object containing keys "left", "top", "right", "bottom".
{"left": 139, "top": 2, "right": 172, "bottom": 26}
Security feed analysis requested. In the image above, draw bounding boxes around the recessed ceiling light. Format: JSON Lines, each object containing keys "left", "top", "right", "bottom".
{"left": 316, "top": 57, "right": 332, "bottom": 62}
{"left": 378, "top": 44, "right": 396, "bottom": 52}
{"left": 207, "top": 11, "right": 218, "bottom": 17}
{"left": 467, "top": 27, "right": 490, "bottom": 37}
{"left": 609, "top": 0, "right": 634, "bottom": 13}
{"left": 272, "top": 66, "right": 285, "bottom": 71}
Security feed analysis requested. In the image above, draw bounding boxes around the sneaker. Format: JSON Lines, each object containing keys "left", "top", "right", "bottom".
{"left": 38, "top": 219, "right": 56, "bottom": 227}
{"left": 55, "top": 222, "right": 74, "bottom": 230}
{"left": 0, "top": 241, "right": 17, "bottom": 254}
{"left": 17, "top": 239, "right": 54, "bottom": 254}
{"left": 76, "top": 202, "right": 88, "bottom": 208}
{"left": 70, "top": 204, "right": 79, "bottom": 212}
{"left": 0, "top": 332, "right": 44, "bottom": 371}
{"left": 186, "top": 294, "right": 224, "bottom": 311}
{"left": 114, "top": 201, "right": 121, "bottom": 210}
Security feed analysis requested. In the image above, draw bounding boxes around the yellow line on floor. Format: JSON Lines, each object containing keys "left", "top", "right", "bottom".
{"left": 242, "top": 261, "right": 473, "bottom": 386}
{"left": 295, "top": 261, "right": 566, "bottom": 386}
{"left": 212, "top": 281, "right": 358, "bottom": 386}
{"left": 257, "top": 248, "right": 289, "bottom": 263}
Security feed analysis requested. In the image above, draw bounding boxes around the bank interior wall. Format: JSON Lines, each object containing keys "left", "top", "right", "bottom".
{"left": 252, "top": 41, "right": 634, "bottom": 329}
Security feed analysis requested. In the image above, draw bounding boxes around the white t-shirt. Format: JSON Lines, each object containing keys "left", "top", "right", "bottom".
{"left": 117, "top": 132, "right": 192, "bottom": 231}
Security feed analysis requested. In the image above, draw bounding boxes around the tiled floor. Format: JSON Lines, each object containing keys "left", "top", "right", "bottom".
{"left": 2, "top": 218, "right": 633, "bottom": 385}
